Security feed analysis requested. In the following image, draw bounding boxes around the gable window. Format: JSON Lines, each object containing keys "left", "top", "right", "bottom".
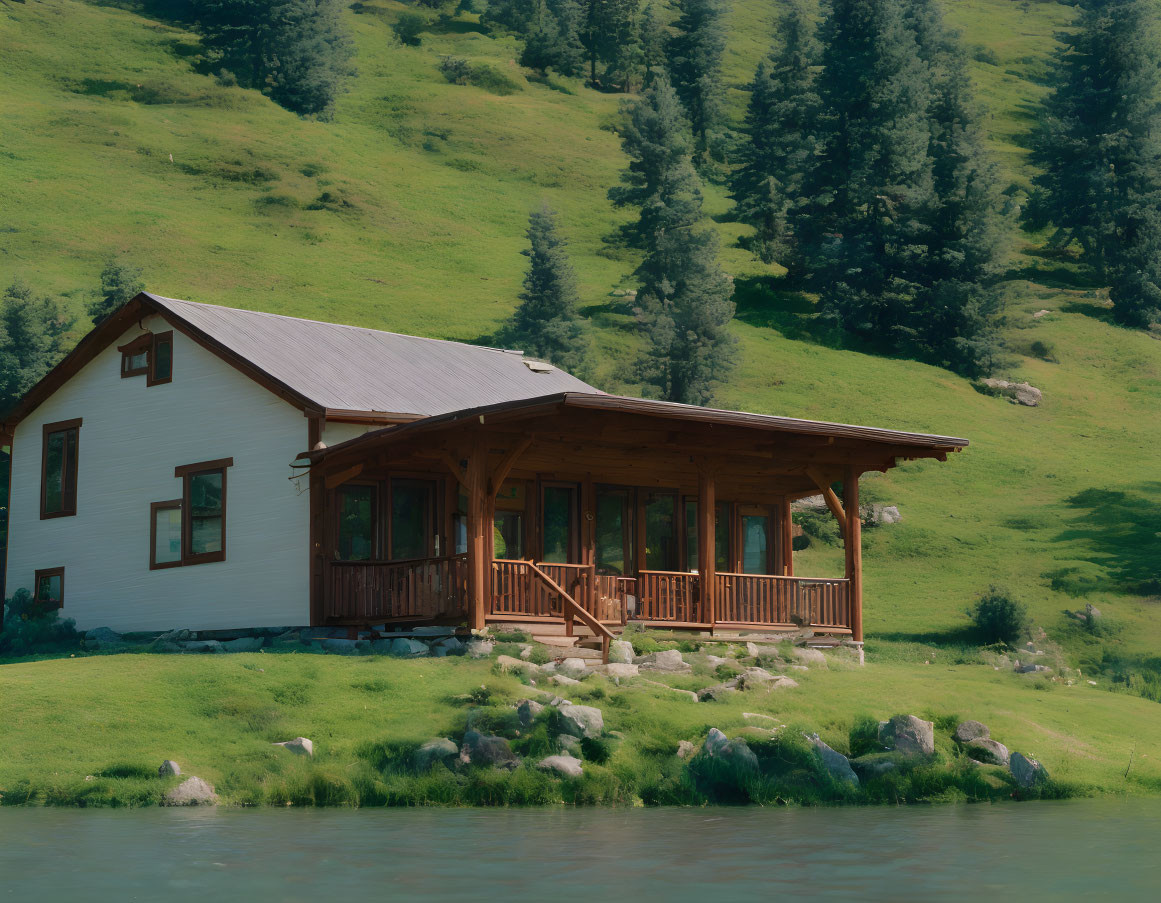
{"left": 157, "top": 458, "right": 232, "bottom": 567}
{"left": 119, "top": 331, "right": 174, "bottom": 386}
{"left": 34, "top": 567, "right": 65, "bottom": 609}
{"left": 41, "top": 418, "right": 81, "bottom": 519}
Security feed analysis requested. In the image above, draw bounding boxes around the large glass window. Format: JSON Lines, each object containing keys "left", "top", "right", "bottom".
{"left": 686, "top": 500, "right": 732, "bottom": 572}
{"left": 41, "top": 420, "right": 81, "bottom": 519}
{"left": 644, "top": 492, "right": 678, "bottom": 571}
{"left": 187, "top": 470, "right": 225, "bottom": 559}
{"left": 494, "top": 511, "right": 524, "bottom": 559}
{"left": 336, "top": 485, "right": 376, "bottom": 561}
{"left": 390, "top": 478, "right": 433, "bottom": 560}
{"left": 742, "top": 514, "right": 770, "bottom": 574}
{"left": 595, "top": 489, "right": 631, "bottom": 575}
{"left": 34, "top": 567, "right": 64, "bottom": 609}
{"left": 542, "top": 485, "right": 576, "bottom": 563}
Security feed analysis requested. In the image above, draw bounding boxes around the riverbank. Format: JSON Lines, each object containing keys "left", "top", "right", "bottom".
{"left": 1, "top": 641, "right": 1159, "bottom": 807}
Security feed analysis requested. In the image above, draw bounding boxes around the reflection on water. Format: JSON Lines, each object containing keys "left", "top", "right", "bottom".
{"left": 2, "top": 799, "right": 1160, "bottom": 901}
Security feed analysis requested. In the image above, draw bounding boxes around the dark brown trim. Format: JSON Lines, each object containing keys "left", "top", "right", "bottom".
{"left": 323, "top": 408, "right": 423, "bottom": 425}
{"left": 308, "top": 416, "right": 324, "bottom": 626}
{"left": 174, "top": 457, "right": 234, "bottom": 478}
{"left": 147, "top": 331, "right": 174, "bottom": 387}
{"left": 119, "top": 334, "right": 151, "bottom": 379}
{"left": 149, "top": 499, "right": 184, "bottom": 570}
{"left": 40, "top": 418, "right": 82, "bottom": 520}
{"left": 0, "top": 441, "right": 11, "bottom": 627}
{"left": 34, "top": 566, "right": 65, "bottom": 610}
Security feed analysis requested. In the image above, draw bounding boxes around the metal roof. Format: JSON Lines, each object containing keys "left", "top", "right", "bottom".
{"left": 145, "top": 293, "right": 600, "bottom": 417}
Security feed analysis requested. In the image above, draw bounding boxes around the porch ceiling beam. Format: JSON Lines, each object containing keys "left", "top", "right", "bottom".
{"left": 324, "top": 463, "right": 364, "bottom": 490}
{"left": 488, "top": 436, "right": 534, "bottom": 496}
{"left": 806, "top": 466, "right": 847, "bottom": 538}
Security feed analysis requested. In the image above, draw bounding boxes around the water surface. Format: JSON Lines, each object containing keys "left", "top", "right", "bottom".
{"left": 2, "top": 799, "right": 1159, "bottom": 901}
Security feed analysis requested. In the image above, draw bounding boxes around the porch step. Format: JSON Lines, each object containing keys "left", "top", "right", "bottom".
{"left": 533, "top": 634, "right": 581, "bottom": 648}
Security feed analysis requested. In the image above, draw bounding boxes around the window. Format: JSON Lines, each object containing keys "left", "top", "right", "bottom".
{"left": 41, "top": 418, "right": 81, "bottom": 519}
{"left": 390, "top": 478, "right": 434, "bottom": 560}
{"left": 119, "top": 331, "right": 174, "bottom": 386}
{"left": 542, "top": 484, "right": 577, "bottom": 563}
{"left": 336, "top": 484, "right": 376, "bottom": 561}
{"left": 171, "top": 458, "right": 232, "bottom": 566}
{"left": 643, "top": 491, "right": 678, "bottom": 571}
{"left": 150, "top": 500, "right": 183, "bottom": 569}
{"left": 494, "top": 511, "right": 524, "bottom": 559}
{"left": 741, "top": 511, "right": 771, "bottom": 575}
{"left": 684, "top": 500, "right": 731, "bottom": 573}
{"left": 34, "top": 567, "right": 64, "bottom": 609}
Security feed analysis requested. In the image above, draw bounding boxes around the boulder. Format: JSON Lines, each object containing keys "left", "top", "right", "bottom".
{"left": 769, "top": 676, "right": 799, "bottom": 690}
{"left": 390, "top": 638, "right": 429, "bottom": 658}
{"left": 84, "top": 627, "right": 124, "bottom": 649}
{"left": 370, "top": 638, "right": 395, "bottom": 655}
{"left": 868, "top": 504, "right": 902, "bottom": 525}
{"left": 601, "top": 663, "right": 639, "bottom": 679}
{"left": 158, "top": 760, "right": 181, "bottom": 777}
{"left": 638, "top": 649, "right": 690, "bottom": 672}
{"left": 806, "top": 734, "right": 859, "bottom": 785}
{"left": 967, "top": 738, "right": 1010, "bottom": 767}
{"left": 556, "top": 703, "right": 604, "bottom": 738}
{"left": 1010, "top": 752, "right": 1049, "bottom": 788}
{"left": 639, "top": 678, "right": 699, "bottom": 701}
{"left": 559, "top": 734, "right": 580, "bottom": 752}
{"left": 1085, "top": 603, "right": 1102, "bottom": 622}
{"left": 558, "top": 658, "right": 590, "bottom": 679}
{"left": 496, "top": 654, "right": 535, "bottom": 673}
{"left": 608, "top": 640, "right": 635, "bottom": 664}
{"left": 411, "top": 626, "right": 455, "bottom": 637}
{"left": 436, "top": 637, "right": 465, "bottom": 655}
{"left": 161, "top": 776, "right": 218, "bottom": 806}
{"left": 745, "top": 642, "right": 763, "bottom": 658}
{"left": 459, "top": 730, "right": 519, "bottom": 769}
{"left": 879, "top": 715, "right": 935, "bottom": 757}
{"left": 676, "top": 740, "right": 696, "bottom": 759}
{"left": 550, "top": 674, "right": 581, "bottom": 687}
{"left": 517, "top": 699, "right": 545, "bottom": 726}
{"left": 980, "top": 378, "right": 1042, "bottom": 407}
{"left": 537, "top": 754, "right": 583, "bottom": 778}
{"left": 414, "top": 738, "right": 459, "bottom": 771}
{"left": 221, "top": 636, "right": 263, "bottom": 653}
{"left": 318, "top": 638, "right": 358, "bottom": 654}
{"left": 1015, "top": 661, "right": 1051, "bottom": 675}
{"left": 466, "top": 639, "right": 495, "bottom": 658}
{"left": 702, "top": 728, "right": 759, "bottom": 772}
{"left": 1032, "top": 309, "right": 1050, "bottom": 319}
{"left": 789, "top": 646, "right": 827, "bottom": 667}
{"left": 697, "top": 683, "right": 738, "bottom": 702}
{"left": 273, "top": 737, "right": 314, "bottom": 757}
{"left": 954, "top": 720, "right": 990, "bottom": 744}
{"left": 180, "top": 640, "right": 223, "bottom": 654}
{"left": 849, "top": 753, "right": 899, "bottom": 778}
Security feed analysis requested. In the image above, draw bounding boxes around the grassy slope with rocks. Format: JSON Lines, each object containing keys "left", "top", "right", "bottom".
{"left": 3, "top": 0, "right": 1161, "bottom": 798}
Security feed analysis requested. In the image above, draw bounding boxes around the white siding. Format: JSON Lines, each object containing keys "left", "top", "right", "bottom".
{"left": 5, "top": 314, "right": 312, "bottom": 631}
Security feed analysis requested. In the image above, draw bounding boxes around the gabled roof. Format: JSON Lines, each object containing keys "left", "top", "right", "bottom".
{"left": 1, "top": 292, "right": 600, "bottom": 428}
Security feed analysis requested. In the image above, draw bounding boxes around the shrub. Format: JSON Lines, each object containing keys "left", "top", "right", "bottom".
{"left": 467, "top": 64, "right": 521, "bottom": 96}
{"left": 794, "top": 509, "right": 841, "bottom": 546}
{"left": 579, "top": 736, "right": 612, "bottom": 764}
{"left": 438, "top": 56, "right": 472, "bottom": 85}
{"left": 0, "top": 589, "right": 81, "bottom": 657}
{"left": 393, "top": 12, "right": 425, "bottom": 46}
{"left": 967, "top": 585, "right": 1030, "bottom": 645}
{"left": 848, "top": 714, "right": 882, "bottom": 759}
{"left": 1029, "top": 339, "right": 1058, "bottom": 362}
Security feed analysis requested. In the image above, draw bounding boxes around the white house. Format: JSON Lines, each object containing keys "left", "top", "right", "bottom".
{"left": 0, "top": 292, "right": 595, "bottom": 632}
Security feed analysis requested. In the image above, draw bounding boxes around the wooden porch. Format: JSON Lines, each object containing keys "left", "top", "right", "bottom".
{"left": 301, "top": 393, "right": 967, "bottom": 658}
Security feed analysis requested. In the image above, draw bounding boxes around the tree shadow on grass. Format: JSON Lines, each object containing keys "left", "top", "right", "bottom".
{"left": 1055, "top": 485, "right": 1161, "bottom": 594}
{"left": 872, "top": 626, "right": 980, "bottom": 647}
{"left": 732, "top": 275, "right": 838, "bottom": 346}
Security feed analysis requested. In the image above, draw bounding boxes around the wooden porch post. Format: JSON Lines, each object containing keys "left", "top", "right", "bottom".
{"left": 843, "top": 463, "right": 863, "bottom": 642}
{"left": 780, "top": 498, "right": 794, "bottom": 577}
{"left": 698, "top": 469, "right": 716, "bottom": 627}
{"left": 581, "top": 473, "right": 596, "bottom": 613}
{"left": 466, "top": 439, "right": 489, "bottom": 631}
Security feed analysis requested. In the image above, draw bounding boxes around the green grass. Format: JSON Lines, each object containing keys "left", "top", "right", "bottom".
{"left": 3, "top": 0, "right": 1161, "bottom": 792}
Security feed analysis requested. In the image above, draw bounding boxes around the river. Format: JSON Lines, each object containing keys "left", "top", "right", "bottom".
{"left": 2, "top": 799, "right": 1159, "bottom": 900}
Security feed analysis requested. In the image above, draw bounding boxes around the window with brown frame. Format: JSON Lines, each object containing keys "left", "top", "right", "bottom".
{"left": 169, "top": 458, "right": 233, "bottom": 566}
{"left": 150, "top": 499, "right": 184, "bottom": 569}
{"left": 34, "top": 567, "right": 65, "bottom": 609}
{"left": 119, "top": 331, "right": 174, "bottom": 386}
{"left": 41, "top": 418, "right": 81, "bottom": 519}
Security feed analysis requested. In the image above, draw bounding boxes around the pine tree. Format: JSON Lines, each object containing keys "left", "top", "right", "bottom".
{"left": 0, "top": 280, "right": 74, "bottom": 415}
{"left": 603, "top": 0, "right": 644, "bottom": 91}
{"left": 194, "top": 0, "right": 353, "bottom": 118}
{"left": 638, "top": 4, "right": 668, "bottom": 83}
{"left": 88, "top": 259, "right": 145, "bottom": 326}
{"left": 503, "top": 205, "right": 593, "bottom": 378}
{"left": 611, "top": 77, "right": 735, "bottom": 403}
{"left": 666, "top": 0, "right": 727, "bottom": 165}
{"left": 731, "top": 1, "right": 820, "bottom": 265}
{"left": 1028, "top": 0, "right": 1161, "bottom": 328}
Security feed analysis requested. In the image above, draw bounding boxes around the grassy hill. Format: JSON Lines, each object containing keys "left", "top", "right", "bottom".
{"left": 2, "top": 0, "right": 1160, "bottom": 704}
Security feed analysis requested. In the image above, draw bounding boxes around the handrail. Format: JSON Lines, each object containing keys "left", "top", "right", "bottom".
{"left": 332, "top": 553, "right": 468, "bottom": 567}
{"left": 526, "top": 561, "right": 615, "bottom": 663}
{"left": 716, "top": 571, "right": 848, "bottom": 582}
{"left": 637, "top": 569, "right": 699, "bottom": 576}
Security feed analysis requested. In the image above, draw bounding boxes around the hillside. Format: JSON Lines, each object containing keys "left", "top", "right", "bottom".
{"left": 2, "top": 0, "right": 1160, "bottom": 699}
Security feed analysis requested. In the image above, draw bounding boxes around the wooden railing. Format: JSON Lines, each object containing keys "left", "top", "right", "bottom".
{"left": 593, "top": 575, "right": 633, "bottom": 625}
{"left": 327, "top": 555, "right": 468, "bottom": 622}
{"left": 636, "top": 570, "right": 703, "bottom": 625}
{"left": 491, "top": 559, "right": 562, "bottom": 618}
{"left": 492, "top": 561, "right": 630, "bottom": 624}
{"left": 525, "top": 562, "right": 615, "bottom": 663}
{"left": 714, "top": 573, "right": 851, "bottom": 630}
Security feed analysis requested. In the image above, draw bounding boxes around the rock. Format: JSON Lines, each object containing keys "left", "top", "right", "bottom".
{"left": 84, "top": 627, "right": 124, "bottom": 649}
{"left": 789, "top": 665, "right": 809, "bottom": 672}
{"left": 676, "top": 740, "right": 696, "bottom": 759}
{"left": 517, "top": 699, "right": 545, "bottom": 726}
{"left": 436, "top": 637, "right": 464, "bottom": 655}
{"left": 556, "top": 703, "right": 604, "bottom": 738}
{"left": 537, "top": 754, "right": 583, "bottom": 778}
{"left": 1015, "top": 661, "right": 1051, "bottom": 675}
{"left": 1032, "top": 309, "right": 1050, "bottom": 319}
{"left": 158, "top": 760, "right": 181, "bottom": 777}
{"left": 954, "top": 720, "right": 990, "bottom": 744}
{"left": 496, "top": 654, "right": 535, "bottom": 673}
{"left": 1010, "top": 752, "right": 1049, "bottom": 788}
{"left": 736, "top": 667, "right": 777, "bottom": 690}
{"left": 980, "top": 378, "right": 1042, "bottom": 407}
{"left": 601, "top": 663, "right": 639, "bottom": 679}
{"left": 697, "top": 683, "right": 738, "bottom": 702}
{"left": 466, "top": 639, "right": 495, "bottom": 658}
{"left": 1085, "top": 603, "right": 1102, "bottom": 622}
{"left": 704, "top": 728, "right": 730, "bottom": 756}
{"left": 638, "top": 678, "right": 699, "bottom": 701}
{"left": 745, "top": 642, "right": 763, "bottom": 658}
{"left": 161, "top": 776, "right": 218, "bottom": 806}
{"left": 879, "top": 715, "right": 935, "bottom": 757}
{"left": 608, "top": 640, "right": 635, "bottom": 664}
{"left": 273, "top": 737, "right": 314, "bottom": 757}
{"left": 967, "top": 738, "right": 1010, "bottom": 767}
{"left": 180, "top": 640, "right": 223, "bottom": 654}
{"left": 743, "top": 712, "right": 779, "bottom": 725}
{"left": 769, "top": 676, "right": 799, "bottom": 690}
{"left": 705, "top": 654, "right": 730, "bottom": 667}
{"left": 390, "top": 638, "right": 429, "bottom": 657}
{"left": 550, "top": 674, "right": 581, "bottom": 686}
{"left": 789, "top": 646, "right": 827, "bottom": 667}
{"left": 702, "top": 728, "right": 759, "bottom": 772}
{"left": 414, "top": 738, "right": 459, "bottom": 771}
{"left": 459, "top": 731, "right": 519, "bottom": 769}
{"left": 411, "top": 626, "right": 455, "bottom": 637}
{"left": 833, "top": 644, "right": 866, "bottom": 666}
{"left": 518, "top": 645, "right": 533, "bottom": 660}
{"left": 558, "top": 658, "right": 590, "bottom": 679}
{"left": 547, "top": 695, "right": 571, "bottom": 707}
{"left": 638, "top": 649, "right": 690, "bottom": 672}
{"left": 559, "top": 734, "right": 580, "bottom": 752}
{"left": 806, "top": 734, "right": 859, "bottom": 785}
{"left": 222, "top": 636, "right": 263, "bottom": 653}
{"left": 849, "top": 753, "right": 899, "bottom": 778}
{"left": 865, "top": 504, "right": 902, "bottom": 526}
